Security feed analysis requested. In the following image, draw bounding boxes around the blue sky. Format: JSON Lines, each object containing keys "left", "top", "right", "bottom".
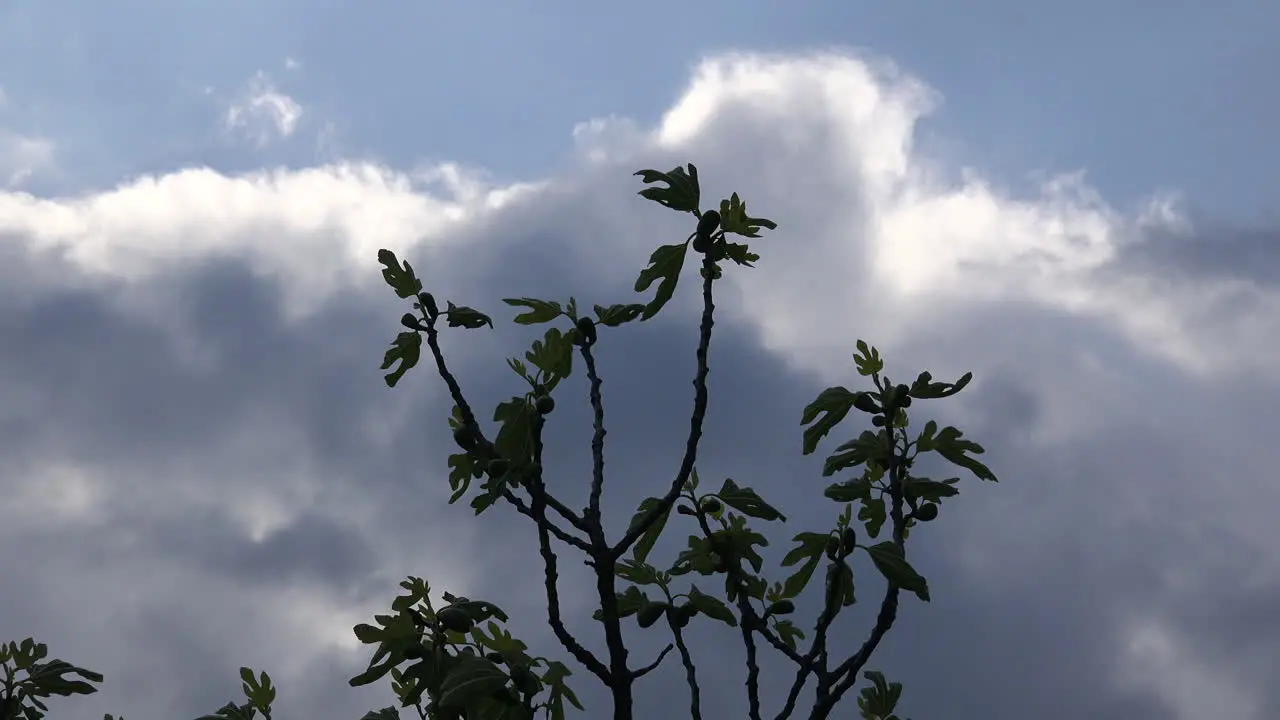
{"left": 2, "top": 3, "right": 1279, "bottom": 720}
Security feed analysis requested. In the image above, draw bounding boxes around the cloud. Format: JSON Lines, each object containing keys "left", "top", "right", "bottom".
{"left": 1, "top": 49, "right": 1277, "bottom": 720}
{"left": 222, "top": 71, "right": 304, "bottom": 148}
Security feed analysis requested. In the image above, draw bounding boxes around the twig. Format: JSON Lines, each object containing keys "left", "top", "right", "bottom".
{"left": 611, "top": 257, "right": 717, "bottom": 561}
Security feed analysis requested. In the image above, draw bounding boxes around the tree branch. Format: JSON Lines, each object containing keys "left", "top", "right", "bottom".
{"left": 612, "top": 257, "right": 717, "bottom": 561}
{"left": 810, "top": 418, "right": 908, "bottom": 719}
{"left": 527, "top": 415, "right": 613, "bottom": 686}
{"left": 581, "top": 346, "right": 608, "bottom": 530}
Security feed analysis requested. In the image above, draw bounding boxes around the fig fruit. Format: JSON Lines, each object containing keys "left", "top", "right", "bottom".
{"left": 694, "top": 210, "right": 721, "bottom": 254}
{"left": 676, "top": 504, "right": 697, "bottom": 516}
{"left": 637, "top": 603, "right": 668, "bottom": 629}
{"left": 575, "top": 317, "right": 597, "bottom": 345}
{"left": 452, "top": 426, "right": 477, "bottom": 451}
{"left": 535, "top": 394, "right": 555, "bottom": 415}
{"left": 826, "top": 534, "right": 841, "bottom": 559}
{"left": 841, "top": 526, "right": 856, "bottom": 553}
{"left": 767, "top": 599, "right": 796, "bottom": 616}
{"left": 915, "top": 503, "right": 939, "bottom": 522}
{"left": 673, "top": 603, "right": 697, "bottom": 628}
{"left": 436, "top": 607, "right": 473, "bottom": 633}
{"left": 853, "top": 393, "right": 880, "bottom": 414}
{"left": 401, "top": 313, "right": 424, "bottom": 331}
{"left": 699, "top": 497, "right": 722, "bottom": 514}
{"left": 417, "top": 292, "right": 439, "bottom": 317}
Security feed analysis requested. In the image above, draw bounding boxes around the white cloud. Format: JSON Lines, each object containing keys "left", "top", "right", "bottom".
{"left": 0, "top": 129, "right": 55, "bottom": 188}
{"left": 223, "top": 71, "right": 304, "bottom": 148}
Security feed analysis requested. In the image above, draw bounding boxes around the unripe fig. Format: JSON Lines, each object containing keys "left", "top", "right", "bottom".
{"left": 637, "top": 603, "right": 668, "bottom": 629}
{"left": 673, "top": 603, "right": 697, "bottom": 628}
{"left": 486, "top": 652, "right": 505, "bottom": 664}
{"left": 853, "top": 393, "right": 880, "bottom": 414}
{"left": 436, "top": 607, "right": 473, "bottom": 633}
{"left": 453, "top": 426, "right": 477, "bottom": 451}
{"left": 401, "top": 313, "right": 424, "bottom": 331}
{"left": 872, "top": 416, "right": 886, "bottom": 427}
{"left": 915, "top": 503, "right": 939, "bottom": 522}
{"left": 488, "top": 458, "right": 510, "bottom": 477}
{"left": 575, "top": 317, "right": 597, "bottom": 346}
{"left": 767, "top": 599, "right": 796, "bottom": 616}
{"left": 417, "top": 292, "right": 439, "bottom": 317}
{"left": 895, "top": 383, "right": 910, "bottom": 403}
{"left": 535, "top": 394, "right": 555, "bottom": 415}
{"left": 693, "top": 210, "right": 721, "bottom": 253}
{"left": 510, "top": 665, "right": 540, "bottom": 695}
{"left": 841, "top": 526, "right": 856, "bottom": 553}
{"left": 900, "top": 394, "right": 912, "bottom": 408}
{"left": 826, "top": 534, "right": 841, "bottom": 559}
{"left": 698, "top": 497, "right": 722, "bottom": 514}
{"left": 676, "top": 504, "right": 697, "bottom": 516}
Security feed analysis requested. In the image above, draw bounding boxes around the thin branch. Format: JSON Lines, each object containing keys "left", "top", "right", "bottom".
{"left": 612, "top": 257, "right": 717, "bottom": 561}
{"left": 502, "top": 489, "right": 592, "bottom": 553}
{"left": 737, "top": 595, "right": 763, "bottom": 720}
{"left": 670, "top": 624, "right": 703, "bottom": 720}
{"left": 630, "top": 644, "right": 674, "bottom": 680}
{"left": 581, "top": 346, "right": 608, "bottom": 529}
{"left": 810, "top": 419, "right": 909, "bottom": 720}
{"left": 526, "top": 415, "right": 613, "bottom": 685}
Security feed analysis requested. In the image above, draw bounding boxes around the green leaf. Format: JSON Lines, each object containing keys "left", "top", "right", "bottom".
{"left": 377, "top": 249, "right": 424, "bottom": 299}
{"left": 493, "top": 398, "right": 536, "bottom": 470}
{"left": 625, "top": 496, "right": 671, "bottom": 565}
{"left": 685, "top": 585, "right": 737, "bottom": 627}
{"left": 823, "top": 430, "right": 892, "bottom": 477}
{"left": 801, "top": 386, "right": 857, "bottom": 455}
{"left": 853, "top": 340, "right": 884, "bottom": 377}
{"left": 437, "top": 654, "right": 509, "bottom": 709}
{"left": 865, "top": 542, "right": 930, "bottom": 602}
{"left": 781, "top": 553, "right": 823, "bottom": 599}
{"left": 503, "top": 298, "right": 564, "bottom": 325}
{"left": 525, "top": 327, "right": 574, "bottom": 387}
{"left": 772, "top": 619, "right": 805, "bottom": 652}
{"left": 614, "top": 559, "right": 663, "bottom": 587}
{"left": 824, "top": 476, "right": 873, "bottom": 503}
{"left": 592, "top": 586, "right": 650, "bottom": 621}
{"left": 358, "top": 708, "right": 401, "bottom": 720}
{"left": 349, "top": 656, "right": 397, "bottom": 687}
{"left": 908, "top": 370, "right": 973, "bottom": 400}
{"left": 380, "top": 331, "right": 422, "bottom": 387}
{"left": 858, "top": 496, "right": 887, "bottom": 539}
{"left": 444, "top": 301, "right": 494, "bottom": 329}
{"left": 902, "top": 477, "right": 960, "bottom": 503}
{"left": 446, "top": 452, "right": 477, "bottom": 503}
{"left": 593, "top": 303, "right": 647, "bottom": 327}
{"left": 633, "top": 164, "right": 701, "bottom": 213}
{"left": 718, "top": 241, "right": 760, "bottom": 267}
{"left": 930, "top": 425, "right": 998, "bottom": 482}
{"left": 716, "top": 478, "right": 786, "bottom": 522}
{"left": 718, "top": 192, "right": 778, "bottom": 238}
{"left": 634, "top": 242, "right": 690, "bottom": 321}
{"left": 352, "top": 624, "right": 383, "bottom": 644}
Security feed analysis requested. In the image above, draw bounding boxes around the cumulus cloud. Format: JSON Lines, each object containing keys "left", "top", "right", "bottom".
{"left": 1, "top": 50, "right": 1277, "bottom": 720}
{"left": 222, "top": 70, "right": 304, "bottom": 148}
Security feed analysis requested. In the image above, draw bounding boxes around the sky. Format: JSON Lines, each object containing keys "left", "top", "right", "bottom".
{"left": 1, "top": 3, "right": 1278, "bottom": 719}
